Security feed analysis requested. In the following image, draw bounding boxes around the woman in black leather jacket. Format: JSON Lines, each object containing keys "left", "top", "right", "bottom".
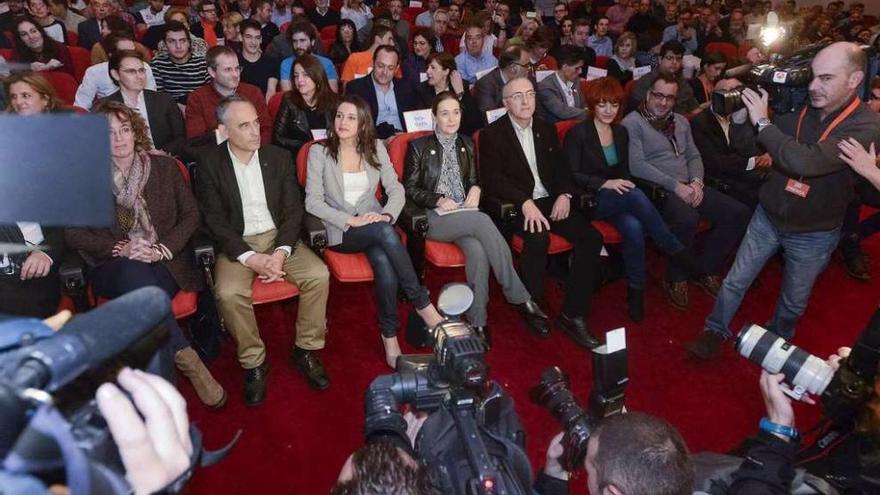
{"left": 403, "top": 92, "right": 541, "bottom": 347}
{"left": 272, "top": 54, "right": 339, "bottom": 158}
{"left": 416, "top": 51, "right": 483, "bottom": 137}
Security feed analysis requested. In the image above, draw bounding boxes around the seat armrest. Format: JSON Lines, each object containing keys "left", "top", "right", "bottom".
{"left": 705, "top": 176, "right": 730, "bottom": 193}
{"left": 632, "top": 178, "right": 669, "bottom": 202}
{"left": 192, "top": 236, "right": 215, "bottom": 269}
{"left": 576, "top": 191, "right": 596, "bottom": 211}
{"left": 58, "top": 251, "right": 86, "bottom": 292}
{"left": 399, "top": 201, "right": 429, "bottom": 237}
{"left": 303, "top": 213, "right": 328, "bottom": 251}
{"left": 481, "top": 195, "right": 519, "bottom": 224}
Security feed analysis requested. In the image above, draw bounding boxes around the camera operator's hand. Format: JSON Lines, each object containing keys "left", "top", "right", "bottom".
{"left": 543, "top": 432, "right": 569, "bottom": 481}
{"left": 760, "top": 371, "right": 816, "bottom": 440}
{"left": 96, "top": 368, "right": 194, "bottom": 495}
{"left": 827, "top": 346, "right": 852, "bottom": 371}
{"left": 741, "top": 87, "right": 770, "bottom": 126}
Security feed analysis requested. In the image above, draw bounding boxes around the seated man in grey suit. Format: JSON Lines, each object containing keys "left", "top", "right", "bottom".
{"left": 536, "top": 45, "right": 586, "bottom": 124}
{"left": 474, "top": 44, "right": 531, "bottom": 115}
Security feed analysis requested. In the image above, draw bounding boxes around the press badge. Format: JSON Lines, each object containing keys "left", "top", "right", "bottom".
{"left": 785, "top": 178, "right": 810, "bottom": 198}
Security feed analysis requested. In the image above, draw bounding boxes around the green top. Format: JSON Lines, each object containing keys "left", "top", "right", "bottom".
{"left": 602, "top": 143, "right": 619, "bottom": 167}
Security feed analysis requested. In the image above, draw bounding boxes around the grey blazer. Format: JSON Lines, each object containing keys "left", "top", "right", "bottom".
{"left": 536, "top": 73, "right": 586, "bottom": 124}
{"left": 305, "top": 140, "right": 405, "bottom": 247}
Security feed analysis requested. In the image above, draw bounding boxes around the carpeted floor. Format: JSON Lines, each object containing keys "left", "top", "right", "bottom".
{"left": 181, "top": 235, "right": 880, "bottom": 494}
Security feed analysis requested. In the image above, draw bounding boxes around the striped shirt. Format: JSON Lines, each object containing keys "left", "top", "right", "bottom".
{"left": 150, "top": 53, "right": 210, "bottom": 104}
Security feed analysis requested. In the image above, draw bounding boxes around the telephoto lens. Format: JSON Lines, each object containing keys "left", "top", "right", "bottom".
{"left": 736, "top": 324, "right": 835, "bottom": 399}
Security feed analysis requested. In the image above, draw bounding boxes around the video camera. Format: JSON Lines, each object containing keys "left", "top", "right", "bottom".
{"left": 363, "top": 283, "right": 533, "bottom": 495}
{"left": 736, "top": 308, "right": 880, "bottom": 425}
{"left": 530, "top": 329, "right": 629, "bottom": 471}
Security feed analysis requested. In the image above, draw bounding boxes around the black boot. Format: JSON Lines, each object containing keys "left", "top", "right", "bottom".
{"left": 627, "top": 286, "right": 645, "bottom": 323}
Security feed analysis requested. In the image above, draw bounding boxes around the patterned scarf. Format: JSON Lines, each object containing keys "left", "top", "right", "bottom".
{"left": 611, "top": 55, "right": 635, "bottom": 72}
{"left": 434, "top": 131, "right": 466, "bottom": 204}
{"left": 113, "top": 151, "right": 158, "bottom": 244}
{"left": 638, "top": 100, "right": 680, "bottom": 155}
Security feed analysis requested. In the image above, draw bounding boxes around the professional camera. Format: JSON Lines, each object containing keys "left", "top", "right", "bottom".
{"left": 736, "top": 308, "right": 880, "bottom": 425}
{"left": 711, "top": 42, "right": 831, "bottom": 116}
{"left": 531, "top": 329, "right": 629, "bottom": 471}
{"left": 364, "top": 283, "right": 533, "bottom": 495}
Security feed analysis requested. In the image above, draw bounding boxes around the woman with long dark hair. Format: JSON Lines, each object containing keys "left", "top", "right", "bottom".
{"left": 329, "top": 18, "right": 360, "bottom": 65}
{"left": 305, "top": 95, "right": 444, "bottom": 368}
{"left": 417, "top": 52, "right": 482, "bottom": 136}
{"left": 273, "top": 54, "right": 339, "bottom": 157}
{"left": 11, "top": 16, "right": 75, "bottom": 77}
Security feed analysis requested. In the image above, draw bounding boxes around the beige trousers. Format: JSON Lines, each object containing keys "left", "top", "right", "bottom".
{"left": 214, "top": 231, "right": 329, "bottom": 369}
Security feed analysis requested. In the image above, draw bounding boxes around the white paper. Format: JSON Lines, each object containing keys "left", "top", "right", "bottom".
{"left": 403, "top": 109, "right": 434, "bottom": 132}
{"left": 310, "top": 129, "right": 328, "bottom": 140}
{"left": 419, "top": 72, "right": 428, "bottom": 83}
{"left": 586, "top": 66, "right": 608, "bottom": 81}
{"left": 633, "top": 65, "right": 652, "bottom": 80}
{"left": 409, "top": 0, "right": 422, "bottom": 7}
{"left": 600, "top": 246, "right": 609, "bottom": 257}
{"left": 485, "top": 107, "right": 507, "bottom": 124}
{"left": 433, "top": 206, "right": 479, "bottom": 216}
{"left": 475, "top": 65, "right": 497, "bottom": 81}
{"left": 606, "top": 327, "right": 626, "bottom": 353}
{"left": 746, "top": 23, "right": 762, "bottom": 40}
{"left": 535, "top": 70, "right": 554, "bottom": 82}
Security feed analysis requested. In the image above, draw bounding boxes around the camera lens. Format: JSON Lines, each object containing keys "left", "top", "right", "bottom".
{"left": 736, "top": 324, "right": 835, "bottom": 396}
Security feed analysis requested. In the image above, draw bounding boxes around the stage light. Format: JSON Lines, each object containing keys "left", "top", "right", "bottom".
{"left": 760, "top": 11, "right": 785, "bottom": 47}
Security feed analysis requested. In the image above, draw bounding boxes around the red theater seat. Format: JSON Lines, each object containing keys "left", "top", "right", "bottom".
{"left": 268, "top": 90, "right": 287, "bottom": 124}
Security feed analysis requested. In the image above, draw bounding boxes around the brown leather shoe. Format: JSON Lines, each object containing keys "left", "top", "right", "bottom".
{"left": 663, "top": 280, "right": 689, "bottom": 310}
{"left": 693, "top": 275, "right": 722, "bottom": 297}
{"left": 174, "top": 347, "right": 227, "bottom": 409}
{"left": 845, "top": 254, "right": 871, "bottom": 282}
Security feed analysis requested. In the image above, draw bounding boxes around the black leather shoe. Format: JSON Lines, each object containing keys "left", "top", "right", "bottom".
{"left": 244, "top": 362, "right": 269, "bottom": 407}
{"left": 556, "top": 313, "right": 600, "bottom": 349}
{"left": 845, "top": 254, "right": 871, "bottom": 281}
{"left": 685, "top": 331, "right": 727, "bottom": 361}
{"left": 291, "top": 349, "right": 330, "bottom": 391}
{"left": 518, "top": 300, "right": 550, "bottom": 337}
{"left": 474, "top": 325, "right": 491, "bottom": 350}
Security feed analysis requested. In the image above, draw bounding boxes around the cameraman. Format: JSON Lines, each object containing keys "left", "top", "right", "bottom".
{"left": 729, "top": 347, "right": 880, "bottom": 494}
{"left": 537, "top": 413, "right": 695, "bottom": 495}
{"left": 688, "top": 42, "right": 880, "bottom": 359}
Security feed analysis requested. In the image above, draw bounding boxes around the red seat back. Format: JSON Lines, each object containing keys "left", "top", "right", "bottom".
{"left": 0, "top": 47, "right": 13, "bottom": 60}
{"left": 555, "top": 120, "right": 578, "bottom": 142}
{"left": 704, "top": 42, "right": 738, "bottom": 61}
{"left": 66, "top": 30, "right": 78, "bottom": 47}
{"left": 68, "top": 46, "right": 91, "bottom": 83}
{"left": 296, "top": 140, "right": 316, "bottom": 187}
{"left": 386, "top": 130, "right": 432, "bottom": 179}
{"left": 319, "top": 25, "right": 337, "bottom": 43}
{"left": 268, "top": 90, "right": 287, "bottom": 124}
{"left": 594, "top": 55, "right": 609, "bottom": 69}
{"left": 623, "top": 78, "right": 636, "bottom": 103}
{"left": 43, "top": 71, "right": 78, "bottom": 105}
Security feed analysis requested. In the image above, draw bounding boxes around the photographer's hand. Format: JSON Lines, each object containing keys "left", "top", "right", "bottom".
{"left": 543, "top": 432, "right": 569, "bottom": 481}
{"left": 741, "top": 87, "right": 770, "bottom": 126}
{"left": 96, "top": 368, "right": 193, "bottom": 495}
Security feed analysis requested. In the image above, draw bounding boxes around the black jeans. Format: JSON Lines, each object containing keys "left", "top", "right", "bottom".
{"left": 660, "top": 187, "right": 751, "bottom": 282}
{"left": 840, "top": 178, "right": 880, "bottom": 259}
{"left": 515, "top": 197, "right": 603, "bottom": 318}
{"left": 333, "top": 221, "right": 430, "bottom": 338}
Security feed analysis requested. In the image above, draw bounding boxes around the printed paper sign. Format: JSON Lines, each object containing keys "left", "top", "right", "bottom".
{"left": 403, "top": 109, "right": 434, "bottom": 132}
{"left": 606, "top": 327, "right": 626, "bottom": 353}
{"left": 485, "top": 107, "right": 507, "bottom": 124}
{"left": 475, "top": 65, "right": 497, "bottom": 81}
{"left": 535, "top": 70, "right": 554, "bottom": 82}
{"left": 633, "top": 65, "right": 652, "bottom": 80}
{"left": 310, "top": 129, "right": 328, "bottom": 140}
{"left": 586, "top": 66, "right": 608, "bottom": 80}
{"left": 419, "top": 72, "right": 428, "bottom": 82}
{"left": 409, "top": 0, "right": 422, "bottom": 7}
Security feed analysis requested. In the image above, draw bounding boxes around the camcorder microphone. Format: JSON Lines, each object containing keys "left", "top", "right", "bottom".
{"left": 9, "top": 286, "right": 172, "bottom": 394}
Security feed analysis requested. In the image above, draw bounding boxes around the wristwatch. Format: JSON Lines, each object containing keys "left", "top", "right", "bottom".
{"left": 755, "top": 117, "right": 773, "bottom": 133}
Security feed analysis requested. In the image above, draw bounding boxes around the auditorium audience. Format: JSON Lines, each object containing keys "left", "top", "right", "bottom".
{"left": 560, "top": 18, "right": 596, "bottom": 78}
{"left": 221, "top": 12, "right": 244, "bottom": 52}
{"left": 661, "top": 7, "right": 697, "bottom": 54}
{"left": 238, "top": 19, "right": 279, "bottom": 100}
{"left": 480, "top": 77, "right": 603, "bottom": 348}
{"left": 64, "top": 100, "right": 226, "bottom": 409}
{"left": 473, "top": 44, "right": 529, "bottom": 115}
{"left": 606, "top": 31, "right": 637, "bottom": 84}
{"left": 89, "top": 16, "right": 150, "bottom": 64}
{"left": 197, "top": 95, "right": 331, "bottom": 401}
{"left": 536, "top": 45, "right": 585, "bottom": 124}
{"left": 630, "top": 41, "right": 698, "bottom": 115}
{"left": 98, "top": 49, "right": 187, "bottom": 158}
{"left": 587, "top": 16, "right": 613, "bottom": 57}
{"left": 279, "top": 21, "right": 339, "bottom": 93}
{"left": 689, "top": 51, "right": 726, "bottom": 106}
{"left": 606, "top": 0, "right": 634, "bottom": 35}
{"left": 150, "top": 21, "right": 210, "bottom": 106}
{"left": 401, "top": 27, "right": 436, "bottom": 86}
{"left": 340, "top": 0, "right": 371, "bottom": 33}
{"left": 26, "top": 0, "right": 68, "bottom": 44}
{"left": 190, "top": 0, "right": 222, "bottom": 48}
{"left": 417, "top": 52, "right": 481, "bottom": 136}
{"left": 48, "top": 0, "right": 86, "bottom": 33}
{"left": 305, "top": 95, "right": 444, "bottom": 368}
{"left": 77, "top": 0, "right": 114, "bottom": 49}
{"left": 340, "top": 25, "right": 397, "bottom": 85}
{"left": 273, "top": 54, "right": 337, "bottom": 157}
{"left": 345, "top": 44, "right": 417, "bottom": 139}
{"left": 622, "top": 71, "right": 750, "bottom": 310}
{"left": 75, "top": 33, "right": 156, "bottom": 109}
{"left": 251, "top": 0, "right": 279, "bottom": 50}
{"left": 149, "top": 7, "right": 209, "bottom": 56}
{"left": 525, "top": 26, "right": 557, "bottom": 74}
{"left": 134, "top": 0, "right": 170, "bottom": 32}
{"left": 455, "top": 22, "right": 497, "bottom": 84}
{"left": 307, "top": 0, "right": 340, "bottom": 30}
{"left": 12, "top": 17, "right": 75, "bottom": 78}
{"left": 4, "top": 71, "right": 62, "bottom": 114}
{"left": 328, "top": 18, "right": 361, "bottom": 66}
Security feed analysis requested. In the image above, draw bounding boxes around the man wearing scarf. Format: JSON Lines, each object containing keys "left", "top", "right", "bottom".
{"left": 621, "top": 71, "right": 750, "bottom": 312}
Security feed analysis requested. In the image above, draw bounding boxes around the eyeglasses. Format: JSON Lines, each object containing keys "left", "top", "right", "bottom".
{"left": 504, "top": 90, "right": 536, "bottom": 102}
{"left": 120, "top": 68, "right": 147, "bottom": 75}
{"left": 649, "top": 91, "right": 677, "bottom": 103}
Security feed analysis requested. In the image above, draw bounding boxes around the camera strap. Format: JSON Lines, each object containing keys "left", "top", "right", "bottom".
{"left": 795, "top": 98, "right": 860, "bottom": 144}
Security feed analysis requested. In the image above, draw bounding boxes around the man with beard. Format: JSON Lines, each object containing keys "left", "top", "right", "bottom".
{"left": 278, "top": 21, "right": 339, "bottom": 93}
{"left": 687, "top": 42, "right": 880, "bottom": 359}
{"left": 629, "top": 40, "right": 698, "bottom": 116}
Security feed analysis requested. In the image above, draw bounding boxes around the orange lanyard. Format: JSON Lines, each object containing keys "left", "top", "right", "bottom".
{"left": 795, "top": 98, "right": 860, "bottom": 143}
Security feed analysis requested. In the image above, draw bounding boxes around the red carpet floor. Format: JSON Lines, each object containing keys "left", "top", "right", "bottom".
{"left": 181, "top": 235, "right": 880, "bottom": 494}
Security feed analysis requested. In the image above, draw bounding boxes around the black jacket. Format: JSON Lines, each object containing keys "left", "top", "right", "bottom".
{"left": 99, "top": 90, "right": 187, "bottom": 159}
{"left": 403, "top": 133, "right": 477, "bottom": 208}
{"left": 344, "top": 75, "right": 419, "bottom": 138}
{"left": 564, "top": 119, "right": 630, "bottom": 194}
{"left": 416, "top": 81, "right": 484, "bottom": 137}
{"left": 271, "top": 94, "right": 334, "bottom": 158}
{"left": 690, "top": 110, "right": 762, "bottom": 182}
{"left": 478, "top": 115, "right": 575, "bottom": 207}
{"left": 758, "top": 98, "right": 880, "bottom": 233}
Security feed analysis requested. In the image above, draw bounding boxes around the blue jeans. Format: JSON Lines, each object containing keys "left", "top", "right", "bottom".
{"left": 333, "top": 221, "right": 430, "bottom": 337}
{"left": 594, "top": 188, "right": 685, "bottom": 289}
{"left": 705, "top": 206, "right": 841, "bottom": 339}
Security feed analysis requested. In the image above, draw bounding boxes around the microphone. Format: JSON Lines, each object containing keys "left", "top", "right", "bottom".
{"left": 12, "top": 286, "right": 172, "bottom": 392}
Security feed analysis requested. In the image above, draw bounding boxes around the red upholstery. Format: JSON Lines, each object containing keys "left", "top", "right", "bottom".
{"left": 70, "top": 105, "right": 88, "bottom": 113}
{"left": 704, "top": 42, "right": 738, "bottom": 61}
{"left": 66, "top": 30, "right": 78, "bottom": 47}
{"left": 97, "top": 291, "right": 198, "bottom": 319}
{"left": 68, "top": 46, "right": 91, "bottom": 83}
{"left": 424, "top": 240, "right": 466, "bottom": 267}
{"left": 43, "top": 71, "right": 78, "bottom": 105}
{"left": 319, "top": 25, "right": 337, "bottom": 43}
{"left": 279, "top": 21, "right": 291, "bottom": 33}
{"left": 579, "top": 78, "right": 592, "bottom": 99}
{"left": 252, "top": 278, "right": 301, "bottom": 304}
{"left": 623, "top": 79, "right": 636, "bottom": 103}
{"left": 592, "top": 220, "right": 623, "bottom": 244}
{"left": 0, "top": 47, "right": 11, "bottom": 60}
{"left": 555, "top": 120, "right": 579, "bottom": 141}
{"left": 511, "top": 232, "right": 573, "bottom": 255}
{"left": 594, "top": 55, "right": 609, "bottom": 69}
{"left": 386, "top": 130, "right": 432, "bottom": 177}
{"left": 402, "top": 7, "right": 425, "bottom": 23}
{"left": 268, "top": 90, "right": 287, "bottom": 124}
